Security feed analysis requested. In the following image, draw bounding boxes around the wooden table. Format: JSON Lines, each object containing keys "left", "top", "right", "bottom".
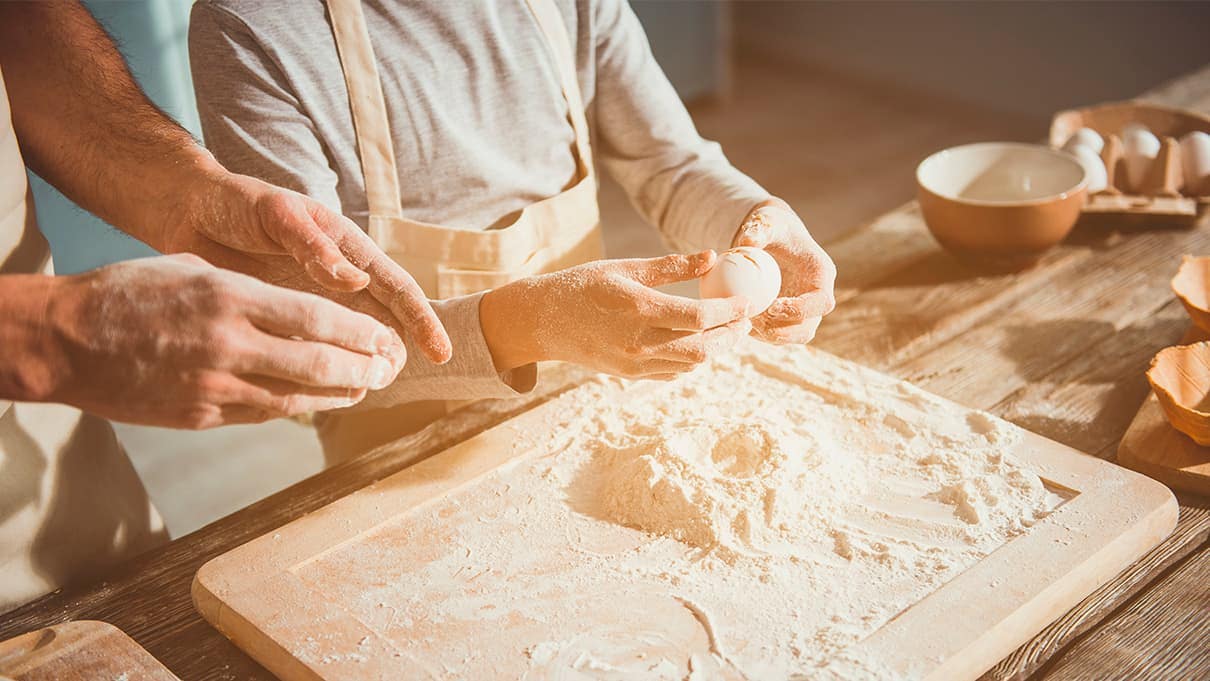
{"left": 4, "top": 69, "right": 1210, "bottom": 681}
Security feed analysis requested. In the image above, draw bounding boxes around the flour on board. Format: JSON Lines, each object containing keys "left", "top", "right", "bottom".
{"left": 293, "top": 343, "right": 1061, "bottom": 680}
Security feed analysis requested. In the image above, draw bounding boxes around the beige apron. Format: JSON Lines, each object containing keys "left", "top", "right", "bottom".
{"left": 316, "top": 0, "right": 603, "bottom": 459}
{"left": 0, "top": 69, "right": 165, "bottom": 613}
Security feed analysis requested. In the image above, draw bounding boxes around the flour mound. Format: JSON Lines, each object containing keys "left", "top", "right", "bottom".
{"left": 593, "top": 418, "right": 860, "bottom": 560}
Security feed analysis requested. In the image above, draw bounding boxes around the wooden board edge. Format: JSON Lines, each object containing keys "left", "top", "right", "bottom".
{"left": 853, "top": 430, "right": 1180, "bottom": 681}
{"left": 192, "top": 574, "right": 319, "bottom": 681}
{"left": 1118, "top": 395, "right": 1210, "bottom": 497}
{"left": 193, "top": 349, "right": 1182, "bottom": 680}
{"left": 939, "top": 476, "right": 1179, "bottom": 681}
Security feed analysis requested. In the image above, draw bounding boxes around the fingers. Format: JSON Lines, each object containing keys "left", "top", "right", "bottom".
{"left": 243, "top": 285, "right": 406, "bottom": 368}
{"left": 752, "top": 315, "right": 822, "bottom": 345}
{"left": 230, "top": 377, "right": 368, "bottom": 416}
{"left": 646, "top": 318, "right": 752, "bottom": 362}
{"left": 620, "top": 251, "right": 717, "bottom": 288}
{"left": 177, "top": 375, "right": 368, "bottom": 429}
{"left": 258, "top": 192, "right": 370, "bottom": 292}
{"left": 640, "top": 289, "right": 749, "bottom": 331}
{"left": 314, "top": 209, "right": 453, "bottom": 365}
{"left": 622, "top": 358, "right": 702, "bottom": 378}
{"left": 233, "top": 331, "right": 401, "bottom": 390}
{"left": 758, "top": 291, "right": 835, "bottom": 328}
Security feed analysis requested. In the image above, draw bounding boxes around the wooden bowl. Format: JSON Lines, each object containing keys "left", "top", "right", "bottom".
{"left": 1147, "top": 342, "right": 1210, "bottom": 446}
{"left": 1172, "top": 255, "right": 1210, "bottom": 334}
{"left": 1050, "top": 101, "right": 1210, "bottom": 225}
{"left": 916, "top": 143, "right": 1087, "bottom": 270}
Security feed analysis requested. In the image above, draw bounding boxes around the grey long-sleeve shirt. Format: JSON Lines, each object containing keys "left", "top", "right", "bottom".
{"left": 189, "top": 0, "right": 769, "bottom": 402}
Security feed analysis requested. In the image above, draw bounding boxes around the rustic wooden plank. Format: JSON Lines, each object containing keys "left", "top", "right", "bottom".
{"left": 889, "top": 224, "right": 1210, "bottom": 410}
{"left": 990, "top": 298, "right": 1188, "bottom": 457}
{"left": 0, "top": 620, "right": 180, "bottom": 681}
{"left": 824, "top": 202, "right": 939, "bottom": 302}
{"left": 982, "top": 501, "right": 1210, "bottom": 681}
{"left": 1032, "top": 538, "right": 1210, "bottom": 681}
{"left": 816, "top": 243, "right": 1084, "bottom": 369}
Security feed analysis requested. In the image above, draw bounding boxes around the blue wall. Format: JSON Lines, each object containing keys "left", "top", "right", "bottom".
{"left": 32, "top": 0, "right": 197, "bottom": 274}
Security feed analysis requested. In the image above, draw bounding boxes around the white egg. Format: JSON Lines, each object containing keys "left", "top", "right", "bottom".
{"left": 1062, "top": 127, "right": 1104, "bottom": 155}
{"left": 1121, "top": 126, "right": 1161, "bottom": 192}
{"left": 1070, "top": 145, "right": 1108, "bottom": 193}
{"left": 699, "top": 246, "right": 782, "bottom": 315}
{"left": 1120, "top": 122, "right": 1151, "bottom": 138}
{"left": 1180, "top": 131, "right": 1210, "bottom": 194}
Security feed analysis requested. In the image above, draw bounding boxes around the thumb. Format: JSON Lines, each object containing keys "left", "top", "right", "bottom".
{"left": 622, "top": 251, "right": 716, "bottom": 288}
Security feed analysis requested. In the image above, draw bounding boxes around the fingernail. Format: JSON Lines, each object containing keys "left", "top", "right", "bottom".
{"left": 336, "top": 388, "right": 363, "bottom": 409}
{"left": 335, "top": 262, "right": 364, "bottom": 280}
{"left": 369, "top": 355, "right": 394, "bottom": 389}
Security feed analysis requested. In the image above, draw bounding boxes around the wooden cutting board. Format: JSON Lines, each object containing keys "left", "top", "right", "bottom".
{"left": 195, "top": 348, "right": 1177, "bottom": 681}
{"left": 1117, "top": 327, "right": 1210, "bottom": 495}
{"left": 0, "top": 620, "right": 178, "bottom": 681}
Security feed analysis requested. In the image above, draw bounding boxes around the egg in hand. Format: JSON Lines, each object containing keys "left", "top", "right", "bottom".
{"left": 699, "top": 246, "right": 782, "bottom": 315}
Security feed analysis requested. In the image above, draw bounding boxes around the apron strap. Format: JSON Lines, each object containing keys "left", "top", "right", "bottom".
{"left": 325, "top": 0, "right": 404, "bottom": 218}
{"left": 325, "top": 0, "right": 594, "bottom": 221}
{"left": 522, "top": 0, "right": 593, "bottom": 171}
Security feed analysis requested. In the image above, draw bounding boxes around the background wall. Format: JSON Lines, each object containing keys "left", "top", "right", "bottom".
{"left": 30, "top": 0, "right": 195, "bottom": 275}
{"left": 734, "top": 1, "right": 1210, "bottom": 121}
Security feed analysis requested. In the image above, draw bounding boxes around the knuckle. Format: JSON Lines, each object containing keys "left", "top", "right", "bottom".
{"left": 191, "top": 371, "right": 227, "bottom": 400}
{"left": 172, "top": 252, "right": 208, "bottom": 267}
{"left": 275, "top": 394, "right": 302, "bottom": 415}
{"left": 181, "top": 404, "right": 219, "bottom": 430}
{"left": 201, "top": 324, "right": 241, "bottom": 362}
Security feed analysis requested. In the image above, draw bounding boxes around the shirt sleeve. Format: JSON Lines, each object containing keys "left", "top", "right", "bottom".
{"left": 589, "top": 0, "right": 771, "bottom": 253}
{"left": 188, "top": 3, "right": 535, "bottom": 404}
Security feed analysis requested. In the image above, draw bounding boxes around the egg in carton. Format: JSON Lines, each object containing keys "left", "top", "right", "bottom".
{"left": 1049, "top": 100, "right": 1210, "bottom": 227}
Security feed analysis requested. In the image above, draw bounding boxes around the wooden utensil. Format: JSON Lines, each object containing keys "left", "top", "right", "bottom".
{"left": 1119, "top": 327, "right": 1210, "bottom": 495}
{"left": 194, "top": 348, "right": 1177, "bottom": 681}
{"left": 0, "top": 621, "right": 178, "bottom": 681}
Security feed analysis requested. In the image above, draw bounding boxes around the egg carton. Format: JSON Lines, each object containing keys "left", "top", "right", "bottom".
{"left": 1050, "top": 101, "right": 1210, "bottom": 226}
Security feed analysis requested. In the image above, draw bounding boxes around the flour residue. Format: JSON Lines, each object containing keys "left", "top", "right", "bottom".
{"left": 590, "top": 418, "right": 860, "bottom": 561}
{"left": 292, "top": 343, "right": 1061, "bottom": 680}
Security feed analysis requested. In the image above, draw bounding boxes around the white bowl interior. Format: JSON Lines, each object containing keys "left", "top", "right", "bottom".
{"left": 918, "top": 143, "right": 1086, "bottom": 204}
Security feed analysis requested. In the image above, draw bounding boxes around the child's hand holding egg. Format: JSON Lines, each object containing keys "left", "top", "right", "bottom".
{"left": 698, "top": 246, "right": 782, "bottom": 316}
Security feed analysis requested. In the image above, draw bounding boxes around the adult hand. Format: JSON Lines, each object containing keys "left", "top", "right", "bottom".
{"left": 732, "top": 199, "right": 837, "bottom": 344}
{"left": 41, "top": 254, "right": 407, "bottom": 429}
{"left": 480, "top": 251, "right": 752, "bottom": 379}
{"left": 160, "top": 168, "right": 452, "bottom": 365}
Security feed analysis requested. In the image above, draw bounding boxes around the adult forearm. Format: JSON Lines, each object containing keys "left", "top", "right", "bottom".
{"left": 0, "top": 274, "right": 68, "bottom": 402}
{"left": 0, "top": 1, "right": 220, "bottom": 249}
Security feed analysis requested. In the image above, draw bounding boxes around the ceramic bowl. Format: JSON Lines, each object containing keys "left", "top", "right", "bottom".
{"left": 1172, "top": 255, "right": 1210, "bottom": 333}
{"left": 1147, "top": 342, "right": 1210, "bottom": 445}
{"left": 917, "top": 142, "right": 1088, "bottom": 269}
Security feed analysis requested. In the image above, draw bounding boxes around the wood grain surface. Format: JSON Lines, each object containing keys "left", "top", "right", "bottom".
{"left": 0, "top": 620, "right": 179, "bottom": 681}
{"left": 0, "top": 66, "right": 1208, "bottom": 681}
